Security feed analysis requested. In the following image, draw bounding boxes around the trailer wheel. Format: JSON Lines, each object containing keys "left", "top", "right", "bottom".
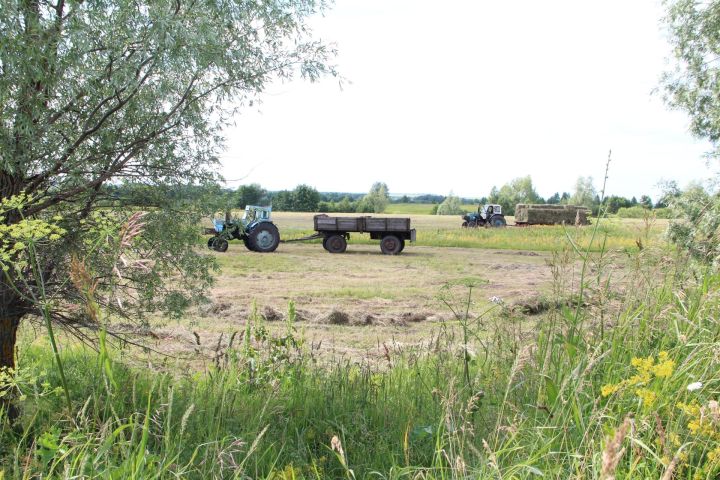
{"left": 325, "top": 234, "right": 347, "bottom": 254}
{"left": 380, "top": 235, "right": 402, "bottom": 255}
{"left": 212, "top": 238, "right": 229, "bottom": 252}
{"left": 322, "top": 236, "right": 330, "bottom": 251}
{"left": 248, "top": 223, "right": 280, "bottom": 252}
{"left": 398, "top": 238, "right": 406, "bottom": 253}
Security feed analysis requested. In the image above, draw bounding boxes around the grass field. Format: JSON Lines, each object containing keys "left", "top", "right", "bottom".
{"left": 5, "top": 214, "right": 719, "bottom": 479}
{"left": 384, "top": 203, "right": 479, "bottom": 214}
{"left": 269, "top": 211, "right": 666, "bottom": 252}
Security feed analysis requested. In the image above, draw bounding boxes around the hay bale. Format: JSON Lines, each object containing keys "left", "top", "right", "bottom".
{"left": 400, "top": 312, "right": 428, "bottom": 322}
{"left": 316, "top": 309, "right": 350, "bottom": 325}
{"left": 262, "top": 306, "right": 283, "bottom": 321}
{"left": 351, "top": 313, "right": 376, "bottom": 326}
{"left": 199, "top": 300, "right": 231, "bottom": 316}
{"left": 515, "top": 204, "right": 590, "bottom": 225}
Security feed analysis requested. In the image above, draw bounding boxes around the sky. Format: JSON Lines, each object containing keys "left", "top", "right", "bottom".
{"left": 220, "top": 0, "right": 715, "bottom": 201}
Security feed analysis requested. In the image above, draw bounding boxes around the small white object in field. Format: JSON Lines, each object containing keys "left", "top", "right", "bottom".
{"left": 489, "top": 296, "right": 503, "bottom": 305}
{"left": 687, "top": 382, "right": 703, "bottom": 391}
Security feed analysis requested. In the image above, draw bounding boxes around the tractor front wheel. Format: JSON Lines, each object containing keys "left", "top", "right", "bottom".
{"left": 212, "top": 238, "right": 229, "bottom": 252}
{"left": 468, "top": 221, "right": 478, "bottom": 228}
{"left": 248, "top": 223, "right": 280, "bottom": 252}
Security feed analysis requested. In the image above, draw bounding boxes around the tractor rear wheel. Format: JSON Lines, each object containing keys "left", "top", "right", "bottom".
{"left": 248, "top": 223, "right": 280, "bottom": 252}
{"left": 490, "top": 215, "right": 507, "bottom": 227}
{"left": 325, "top": 234, "right": 347, "bottom": 254}
{"left": 380, "top": 235, "right": 402, "bottom": 255}
{"left": 207, "top": 237, "right": 215, "bottom": 249}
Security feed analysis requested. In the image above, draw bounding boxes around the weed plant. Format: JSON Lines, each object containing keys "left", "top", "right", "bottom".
{"left": 1, "top": 216, "right": 718, "bottom": 478}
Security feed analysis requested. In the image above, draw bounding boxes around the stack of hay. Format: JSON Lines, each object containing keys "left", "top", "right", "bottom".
{"left": 515, "top": 204, "right": 591, "bottom": 225}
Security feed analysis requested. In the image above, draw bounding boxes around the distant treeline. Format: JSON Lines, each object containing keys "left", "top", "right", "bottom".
{"left": 100, "top": 177, "right": 689, "bottom": 218}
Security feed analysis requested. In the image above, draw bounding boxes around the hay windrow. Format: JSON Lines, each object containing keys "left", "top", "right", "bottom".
{"left": 316, "top": 309, "right": 350, "bottom": 325}
{"left": 262, "top": 306, "right": 283, "bottom": 321}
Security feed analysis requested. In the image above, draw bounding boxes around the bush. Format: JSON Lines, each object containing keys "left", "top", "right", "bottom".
{"left": 667, "top": 186, "right": 720, "bottom": 266}
{"left": 436, "top": 194, "right": 466, "bottom": 215}
{"left": 615, "top": 206, "right": 673, "bottom": 219}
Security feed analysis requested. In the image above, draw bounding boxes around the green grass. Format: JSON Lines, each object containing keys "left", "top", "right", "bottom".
{"left": 385, "top": 203, "right": 478, "bottom": 214}
{"left": 384, "top": 203, "right": 437, "bottom": 214}
{"left": 3, "top": 242, "right": 720, "bottom": 478}
{"left": 276, "top": 218, "right": 663, "bottom": 253}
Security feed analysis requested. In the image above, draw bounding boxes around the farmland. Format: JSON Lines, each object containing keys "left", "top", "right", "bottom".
{"left": 6, "top": 213, "right": 719, "bottom": 479}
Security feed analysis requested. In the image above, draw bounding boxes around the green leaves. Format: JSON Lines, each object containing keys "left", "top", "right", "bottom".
{"left": 0, "top": 0, "right": 335, "bottom": 340}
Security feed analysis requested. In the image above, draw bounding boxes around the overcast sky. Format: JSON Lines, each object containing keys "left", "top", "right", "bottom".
{"left": 220, "top": 0, "right": 714, "bottom": 201}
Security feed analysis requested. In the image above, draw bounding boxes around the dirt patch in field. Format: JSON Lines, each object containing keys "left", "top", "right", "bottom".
{"left": 497, "top": 250, "right": 540, "bottom": 257}
{"left": 145, "top": 243, "right": 593, "bottom": 361}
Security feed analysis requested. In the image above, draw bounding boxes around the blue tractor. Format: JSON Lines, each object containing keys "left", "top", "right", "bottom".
{"left": 207, "top": 205, "right": 280, "bottom": 252}
{"left": 461, "top": 204, "right": 507, "bottom": 228}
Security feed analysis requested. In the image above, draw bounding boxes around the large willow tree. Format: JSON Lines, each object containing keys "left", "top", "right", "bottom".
{"left": 662, "top": 0, "right": 720, "bottom": 266}
{"left": 0, "top": 1, "right": 334, "bottom": 379}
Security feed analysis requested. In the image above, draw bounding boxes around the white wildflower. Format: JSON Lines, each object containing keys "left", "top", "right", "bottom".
{"left": 687, "top": 382, "right": 703, "bottom": 392}
{"left": 489, "top": 296, "right": 503, "bottom": 305}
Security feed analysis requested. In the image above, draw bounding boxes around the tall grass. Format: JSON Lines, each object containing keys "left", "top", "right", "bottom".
{"left": 276, "top": 218, "right": 662, "bottom": 253}
{"left": 2, "top": 232, "right": 718, "bottom": 478}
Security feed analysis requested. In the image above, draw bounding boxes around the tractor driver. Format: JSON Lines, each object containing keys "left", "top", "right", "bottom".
{"left": 486, "top": 205, "right": 494, "bottom": 217}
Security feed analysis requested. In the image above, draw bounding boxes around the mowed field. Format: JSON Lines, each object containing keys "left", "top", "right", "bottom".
{"left": 153, "top": 212, "right": 667, "bottom": 361}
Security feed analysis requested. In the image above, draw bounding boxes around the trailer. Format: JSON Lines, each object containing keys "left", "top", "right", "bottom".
{"left": 284, "top": 215, "right": 416, "bottom": 254}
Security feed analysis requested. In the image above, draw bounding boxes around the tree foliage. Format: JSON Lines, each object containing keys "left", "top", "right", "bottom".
{"left": 667, "top": 184, "right": 720, "bottom": 265}
{"left": 236, "top": 184, "right": 268, "bottom": 209}
{"left": 661, "top": 1, "right": 720, "bottom": 266}
{"left": 570, "top": 177, "right": 596, "bottom": 207}
{"left": 359, "top": 182, "right": 390, "bottom": 214}
{"left": 488, "top": 176, "right": 541, "bottom": 215}
{"left": 0, "top": 0, "right": 335, "bottom": 374}
{"left": 291, "top": 184, "right": 321, "bottom": 212}
{"left": 662, "top": 0, "right": 720, "bottom": 154}
{"left": 436, "top": 193, "right": 465, "bottom": 215}
{"left": 270, "top": 184, "right": 320, "bottom": 212}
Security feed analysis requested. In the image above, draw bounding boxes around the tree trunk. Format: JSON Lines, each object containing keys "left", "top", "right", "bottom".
{"left": 0, "top": 286, "right": 26, "bottom": 423}
{"left": 0, "top": 314, "right": 20, "bottom": 372}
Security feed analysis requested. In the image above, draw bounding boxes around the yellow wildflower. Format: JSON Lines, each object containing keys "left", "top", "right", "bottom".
{"left": 708, "top": 446, "right": 720, "bottom": 463}
{"left": 635, "top": 388, "right": 657, "bottom": 408}
{"left": 652, "top": 358, "right": 675, "bottom": 378}
{"left": 602, "top": 383, "right": 622, "bottom": 397}
{"left": 677, "top": 401, "right": 701, "bottom": 416}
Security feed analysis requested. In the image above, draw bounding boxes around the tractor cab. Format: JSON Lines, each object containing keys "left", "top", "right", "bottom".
{"left": 480, "top": 204, "right": 502, "bottom": 219}
{"left": 242, "top": 205, "right": 272, "bottom": 226}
